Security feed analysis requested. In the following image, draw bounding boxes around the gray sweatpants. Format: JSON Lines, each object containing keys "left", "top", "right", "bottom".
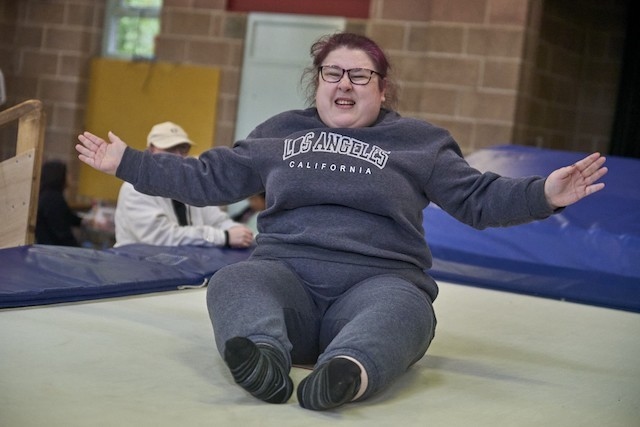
{"left": 206, "top": 255, "right": 436, "bottom": 400}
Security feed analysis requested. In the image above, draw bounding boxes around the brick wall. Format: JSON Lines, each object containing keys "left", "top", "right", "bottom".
{"left": 515, "top": 0, "right": 626, "bottom": 153}
{"left": 156, "top": 0, "right": 245, "bottom": 150}
{"left": 154, "top": 0, "right": 534, "bottom": 152}
{"left": 0, "top": 0, "right": 103, "bottom": 197}
{"left": 369, "top": 0, "right": 530, "bottom": 154}
{"left": 0, "top": 0, "right": 627, "bottom": 201}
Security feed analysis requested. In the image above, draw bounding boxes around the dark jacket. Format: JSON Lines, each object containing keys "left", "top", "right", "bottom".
{"left": 35, "top": 161, "right": 82, "bottom": 246}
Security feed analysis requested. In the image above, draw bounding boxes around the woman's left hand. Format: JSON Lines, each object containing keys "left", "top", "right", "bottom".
{"left": 544, "top": 152, "right": 608, "bottom": 209}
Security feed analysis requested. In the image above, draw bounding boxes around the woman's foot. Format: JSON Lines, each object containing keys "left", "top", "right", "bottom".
{"left": 297, "top": 358, "right": 361, "bottom": 410}
{"left": 224, "top": 337, "right": 293, "bottom": 404}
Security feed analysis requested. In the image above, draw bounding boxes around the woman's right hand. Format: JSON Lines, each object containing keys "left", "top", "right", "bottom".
{"left": 76, "top": 131, "right": 127, "bottom": 176}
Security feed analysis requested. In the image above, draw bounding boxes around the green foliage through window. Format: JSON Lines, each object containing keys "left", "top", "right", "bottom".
{"left": 124, "top": 0, "right": 161, "bottom": 6}
{"left": 116, "top": 16, "right": 159, "bottom": 57}
{"left": 103, "top": 0, "right": 162, "bottom": 59}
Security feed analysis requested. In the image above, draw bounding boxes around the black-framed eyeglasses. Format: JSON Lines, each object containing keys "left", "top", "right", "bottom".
{"left": 318, "top": 65, "right": 383, "bottom": 85}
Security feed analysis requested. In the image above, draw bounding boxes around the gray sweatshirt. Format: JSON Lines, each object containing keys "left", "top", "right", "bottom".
{"left": 117, "top": 108, "right": 554, "bottom": 295}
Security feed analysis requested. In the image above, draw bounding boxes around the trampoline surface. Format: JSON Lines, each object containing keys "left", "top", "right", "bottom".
{"left": 1, "top": 283, "right": 638, "bottom": 427}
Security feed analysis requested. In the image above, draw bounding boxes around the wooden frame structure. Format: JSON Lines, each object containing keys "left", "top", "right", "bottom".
{"left": 0, "top": 99, "right": 46, "bottom": 248}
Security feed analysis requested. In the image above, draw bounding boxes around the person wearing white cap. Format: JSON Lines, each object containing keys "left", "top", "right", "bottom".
{"left": 113, "top": 121, "right": 254, "bottom": 248}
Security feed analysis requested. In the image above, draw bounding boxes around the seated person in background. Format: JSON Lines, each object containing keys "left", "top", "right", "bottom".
{"left": 245, "top": 192, "right": 266, "bottom": 236}
{"left": 227, "top": 198, "right": 253, "bottom": 223}
{"left": 36, "top": 160, "right": 83, "bottom": 246}
{"left": 226, "top": 192, "right": 266, "bottom": 235}
{"left": 114, "top": 121, "right": 254, "bottom": 248}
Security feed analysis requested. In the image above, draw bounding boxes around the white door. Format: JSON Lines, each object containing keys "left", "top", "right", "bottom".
{"left": 234, "top": 13, "right": 346, "bottom": 141}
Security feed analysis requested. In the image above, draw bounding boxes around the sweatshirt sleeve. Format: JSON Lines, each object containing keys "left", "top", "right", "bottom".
{"left": 424, "top": 134, "right": 555, "bottom": 229}
{"left": 116, "top": 143, "right": 264, "bottom": 207}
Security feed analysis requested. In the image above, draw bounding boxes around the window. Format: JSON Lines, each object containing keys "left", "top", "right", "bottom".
{"left": 102, "top": 0, "right": 163, "bottom": 59}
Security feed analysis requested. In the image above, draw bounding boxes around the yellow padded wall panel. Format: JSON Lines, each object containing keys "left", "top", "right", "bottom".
{"left": 79, "top": 58, "right": 220, "bottom": 201}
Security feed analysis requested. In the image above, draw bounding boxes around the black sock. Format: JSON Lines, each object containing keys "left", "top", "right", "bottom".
{"left": 297, "top": 358, "right": 362, "bottom": 410}
{"left": 223, "top": 337, "right": 293, "bottom": 404}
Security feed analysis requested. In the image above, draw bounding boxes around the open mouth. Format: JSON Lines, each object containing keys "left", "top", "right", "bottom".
{"left": 335, "top": 99, "right": 355, "bottom": 106}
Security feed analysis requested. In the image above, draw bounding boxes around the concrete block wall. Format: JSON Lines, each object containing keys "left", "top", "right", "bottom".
{"left": 515, "top": 0, "right": 626, "bottom": 152}
{"left": 156, "top": 0, "right": 245, "bottom": 150}
{"left": 368, "top": 0, "right": 531, "bottom": 154}
{"left": 0, "top": 0, "right": 103, "bottom": 193}
{"left": 156, "top": 0, "right": 535, "bottom": 153}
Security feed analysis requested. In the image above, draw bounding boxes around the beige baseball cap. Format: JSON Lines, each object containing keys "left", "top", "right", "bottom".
{"left": 146, "top": 121, "right": 194, "bottom": 149}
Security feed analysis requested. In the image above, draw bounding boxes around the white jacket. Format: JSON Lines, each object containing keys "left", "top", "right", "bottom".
{"left": 114, "top": 182, "right": 238, "bottom": 247}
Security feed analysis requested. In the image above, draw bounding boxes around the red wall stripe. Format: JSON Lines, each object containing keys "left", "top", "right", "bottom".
{"left": 227, "top": 0, "right": 370, "bottom": 19}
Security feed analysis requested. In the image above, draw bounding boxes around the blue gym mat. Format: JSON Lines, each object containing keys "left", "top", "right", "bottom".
{"left": 0, "top": 244, "right": 252, "bottom": 308}
{"left": 425, "top": 145, "right": 640, "bottom": 312}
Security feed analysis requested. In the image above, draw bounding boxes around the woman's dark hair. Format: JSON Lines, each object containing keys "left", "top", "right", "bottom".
{"left": 40, "top": 161, "right": 67, "bottom": 192}
{"left": 301, "top": 32, "right": 398, "bottom": 109}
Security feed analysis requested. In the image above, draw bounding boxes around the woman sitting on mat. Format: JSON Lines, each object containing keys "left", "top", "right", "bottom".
{"left": 76, "top": 32, "right": 607, "bottom": 411}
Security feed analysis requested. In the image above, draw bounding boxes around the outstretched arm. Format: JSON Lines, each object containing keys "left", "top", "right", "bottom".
{"left": 76, "top": 131, "right": 128, "bottom": 175}
{"left": 544, "top": 152, "right": 608, "bottom": 209}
